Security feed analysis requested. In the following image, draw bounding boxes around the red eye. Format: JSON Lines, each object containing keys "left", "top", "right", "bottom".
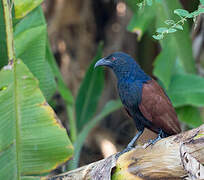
{"left": 112, "top": 57, "right": 116, "bottom": 61}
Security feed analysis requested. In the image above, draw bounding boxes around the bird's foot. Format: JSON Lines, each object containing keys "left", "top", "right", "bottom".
{"left": 116, "top": 146, "right": 134, "bottom": 159}
{"left": 116, "top": 130, "right": 144, "bottom": 159}
{"left": 144, "top": 136, "right": 162, "bottom": 148}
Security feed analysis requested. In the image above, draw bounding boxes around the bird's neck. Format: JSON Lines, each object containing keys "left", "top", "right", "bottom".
{"left": 114, "top": 64, "right": 151, "bottom": 83}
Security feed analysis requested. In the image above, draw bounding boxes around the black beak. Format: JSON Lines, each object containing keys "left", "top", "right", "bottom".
{"left": 94, "top": 58, "right": 112, "bottom": 69}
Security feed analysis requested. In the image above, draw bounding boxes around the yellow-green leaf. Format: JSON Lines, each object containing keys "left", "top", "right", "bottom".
{"left": 14, "top": 7, "right": 56, "bottom": 101}
{"left": 0, "top": 60, "right": 73, "bottom": 179}
{"left": 14, "top": 0, "right": 43, "bottom": 19}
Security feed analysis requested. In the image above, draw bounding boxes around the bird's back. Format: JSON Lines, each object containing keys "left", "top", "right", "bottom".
{"left": 94, "top": 51, "right": 181, "bottom": 136}
{"left": 139, "top": 79, "right": 181, "bottom": 135}
{"left": 118, "top": 78, "right": 181, "bottom": 135}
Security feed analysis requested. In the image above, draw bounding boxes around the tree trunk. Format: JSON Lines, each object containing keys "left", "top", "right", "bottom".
{"left": 47, "top": 124, "right": 204, "bottom": 180}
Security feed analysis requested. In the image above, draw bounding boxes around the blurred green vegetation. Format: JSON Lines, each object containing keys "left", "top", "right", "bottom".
{"left": 0, "top": 1, "right": 73, "bottom": 179}
{"left": 127, "top": 0, "right": 204, "bottom": 128}
{"left": 0, "top": 1, "right": 122, "bottom": 178}
{"left": 0, "top": 0, "right": 204, "bottom": 179}
{"left": 66, "top": 44, "right": 122, "bottom": 170}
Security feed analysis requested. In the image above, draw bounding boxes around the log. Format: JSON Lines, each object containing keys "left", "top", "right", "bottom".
{"left": 47, "top": 124, "right": 204, "bottom": 180}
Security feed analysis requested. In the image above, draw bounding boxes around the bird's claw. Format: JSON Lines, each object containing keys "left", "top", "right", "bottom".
{"left": 116, "top": 146, "right": 134, "bottom": 159}
{"left": 144, "top": 139, "right": 157, "bottom": 148}
{"left": 148, "top": 139, "right": 156, "bottom": 145}
{"left": 125, "top": 145, "right": 134, "bottom": 152}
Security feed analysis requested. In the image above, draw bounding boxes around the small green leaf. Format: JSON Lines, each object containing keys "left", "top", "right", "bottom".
{"left": 190, "top": 10, "right": 200, "bottom": 17}
{"left": 173, "top": 24, "right": 183, "bottom": 30}
{"left": 174, "top": 9, "right": 191, "bottom": 17}
{"left": 152, "top": 34, "right": 163, "bottom": 40}
{"left": 137, "top": 3, "right": 143, "bottom": 9}
{"left": 156, "top": 27, "right": 168, "bottom": 33}
{"left": 198, "top": 7, "right": 204, "bottom": 13}
{"left": 127, "top": 4, "right": 156, "bottom": 41}
{"left": 164, "top": 20, "right": 175, "bottom": 25}
{"left": 200, "top": 0, "right": 204, "bottom": 5}
{"left": 167, "top": 28, "right": 177, "bottom": 33}
{"left": 155, "top": 1, "right": 196, "bottom": 74}
{"left": 147, "top": 0, "right": 152, "bottom": 6}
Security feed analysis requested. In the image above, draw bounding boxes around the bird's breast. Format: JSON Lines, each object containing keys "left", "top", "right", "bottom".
{"left": 118, "top": 81, "right": 143, "bottom": 110}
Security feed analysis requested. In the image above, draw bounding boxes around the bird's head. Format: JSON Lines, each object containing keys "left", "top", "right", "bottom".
{"left": 95, "top": 52, "right": 150, "bottom": 82}
{"left": 94, "top": 52, "right": 133, "bottom": 69}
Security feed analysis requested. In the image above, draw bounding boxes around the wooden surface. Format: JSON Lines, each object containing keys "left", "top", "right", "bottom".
{"left": 46, "top": 124, "right": 204, "bottom": 180}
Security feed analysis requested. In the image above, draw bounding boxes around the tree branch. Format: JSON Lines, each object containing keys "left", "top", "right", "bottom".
{"left": 47, "top": 124, "right": 204, "bottom": 180}
{"left": 2, "top": 0, "right": 15, "bottom": 62}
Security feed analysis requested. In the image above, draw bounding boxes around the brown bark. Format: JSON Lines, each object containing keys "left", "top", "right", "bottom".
{"left": 46, "top": 124, "right": 204, "bottom": 180}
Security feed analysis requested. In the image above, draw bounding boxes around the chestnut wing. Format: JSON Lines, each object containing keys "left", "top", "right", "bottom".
{"left": 139, "top": 80, "right": 181, "bottom": 135}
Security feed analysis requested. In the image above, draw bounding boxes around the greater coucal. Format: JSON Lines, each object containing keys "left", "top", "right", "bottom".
{"left": 95, "top": 52, "right": 181, "bottom": 152}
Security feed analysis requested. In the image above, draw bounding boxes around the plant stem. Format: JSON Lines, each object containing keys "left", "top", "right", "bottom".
{"left": 67, "top": 105, "right": 77, "bottom": 142}
{"left": 2, "top": 1, "right": 20, "bottom": 179}
{"left": 2, "top": 0, "right": 15, "bottom": 62}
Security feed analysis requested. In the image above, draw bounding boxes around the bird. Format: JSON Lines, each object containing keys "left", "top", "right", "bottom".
{"left": 94, "top": 52, "right": 181, "bottom": 153}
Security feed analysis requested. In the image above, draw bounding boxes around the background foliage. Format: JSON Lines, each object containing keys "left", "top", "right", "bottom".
{"left": 0, "top": 0, "right": 204, "bottom": 179}
{"left": 127, "top": 0, "right": 204, "bottom": 128}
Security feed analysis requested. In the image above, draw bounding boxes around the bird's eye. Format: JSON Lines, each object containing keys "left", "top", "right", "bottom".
{"left": 112, "top": 57, "right": 116, "bottom": 61}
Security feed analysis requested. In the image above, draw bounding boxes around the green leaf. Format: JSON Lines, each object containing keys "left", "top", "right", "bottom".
{"left": 137, "top": 3, "right": 143, "bottom": 9}
{"left": 14, "top": 7, "right": 56, "bottom": 100}
{"left": 164, "top": 19, "right": 175, "bottom": 25}
{"left": 167, "top": 28, "right": 177, "bottom": 33}
{"left": 0, "top": 2, "right": 8, "bottom": 68}
{"left": 155, "top": 1, "right": 196, "bottom": 74}
{"left": 46, "top": 41, "right": 76, "bottom": 142}
{"left": 153, "top": 37, "right": 176, "bottom": 88}
{"left": 188, "top": 7, "right": 204, "bottom": 18}
{"left": 176, "top": 106, "right": 203, "bottom": 128}
{"left": 167, "top": 73, "right": 204, "bottom": 107}
{"left": 14, "top": 0, "right": 43, "bottom": 19}
{"left": 75, "top": 43, "right": 104, "bottom": 131}
{"left": 147, "top": 0, "right": 152, "bottom": 6}
{"left": 46, "top": 40, "right": 76, "bottom": 142}
{"left": 173, "top": 58, "right": 186, "bottom": 75}
{"left": 197, "top": 7, "right": 204, "bottom": 14}
{"left": 173, "top": 24, "right": 183, "bottom": 30}
{"left": 152, "top": 34, "right": 163, "bottom": 40}
{"left": 46, "top": 40, "right": 74, "bottom": 105}
{"left": 191, "top": 7, "right": 204, "bottom": 17}
{"left": 174, "top": 9, "right": 191, "bottom": 18}
{"left": 200, "top": 0, "right": 204, "bottom": 5}
{"left": 127, "top": 4, "right": 156, "bottom": 40}
{"left": 156, "top": 27, "right": 168, "bottom": 33}
{"left": 69, "top": 100, "right": 122, "bottom": 169}
{"left": 0, "top": 60, "right": 73, "bottom": 179}
{"left": 190, "top": 11, "right": 199, "bottom": 17}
